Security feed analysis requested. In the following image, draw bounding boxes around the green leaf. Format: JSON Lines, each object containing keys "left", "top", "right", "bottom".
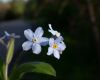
{"left": 6, "top": 38, "right": 15, "bottom": 64}
{"left": 10, "top": 62, "right": 56, "bottom": 80}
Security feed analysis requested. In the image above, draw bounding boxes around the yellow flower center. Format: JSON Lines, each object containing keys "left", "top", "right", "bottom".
{"left": 32, "top": 38, "right": 38, "bottom": 43}
{"left": 52, "top": 43, "right": 58, "bottom": 49}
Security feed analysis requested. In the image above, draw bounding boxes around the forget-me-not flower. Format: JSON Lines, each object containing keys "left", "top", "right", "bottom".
{"left": 22, "top": 27, "right": 48, "bottom": 54}
{"left": 0, "top": 31, "right": 20, "bottom": 47}
{"left": 47, "top": 38, "right": 66, "bottom": 59}
{"left": 48, "top": 24, "right": 61, "bottom": 37}
{"left": 4, "top": 31, "right": 20, "bottom": 39}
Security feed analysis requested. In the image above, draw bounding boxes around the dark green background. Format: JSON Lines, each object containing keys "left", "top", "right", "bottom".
{"left": 0, "top": 0, "right": 100, "bottom": 80}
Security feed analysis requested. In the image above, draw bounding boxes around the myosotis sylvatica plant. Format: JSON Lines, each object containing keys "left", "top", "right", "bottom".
{"left": 0, "top": 24, "right": 66, "bottom": 80}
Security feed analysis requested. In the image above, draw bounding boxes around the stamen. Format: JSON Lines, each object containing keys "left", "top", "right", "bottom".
{"left": 52, "top": 43, "right": 58, "bottom": 49}
{"left": 32, "top": 38, "right": 38, "bottom": 43}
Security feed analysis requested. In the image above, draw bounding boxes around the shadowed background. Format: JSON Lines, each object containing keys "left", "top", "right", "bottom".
{"left": 0, "top": 0, "right": 100, "bottom": 80}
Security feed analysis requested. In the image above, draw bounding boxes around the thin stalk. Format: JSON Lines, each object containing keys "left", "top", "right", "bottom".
{"left": 3, "top": 63, "right": 8, "bottom": 80}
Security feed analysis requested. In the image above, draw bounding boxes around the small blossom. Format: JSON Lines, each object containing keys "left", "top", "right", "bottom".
{"left": 22, "top": 27, "right": 48, "bottom": 54}
{"left": 47, "top": 38, "right": 66, "bottom": 59}
{"left": 48, "top": 24, "right": 60, "bottom": 37}
{"left": 0, "top": 31, "right": 20, "bottom": 47}
{"left": 4, "top": 31, "right": 20, "bottom": 39}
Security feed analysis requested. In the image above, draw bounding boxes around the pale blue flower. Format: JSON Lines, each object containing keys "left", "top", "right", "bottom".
{"left": 22, "top": 27, "right": 48, "bottom": 54}
{"left": 4, "top": 31, "right": 20, "bottom": 39}
{"left": 47, "top": 38, "right": 66, "bottom": 59}
{"left": 48, "top": 24, "right": 60, "bottom": 37}
{"left": 0, "top": 31, "right": 20, "bottom": 47}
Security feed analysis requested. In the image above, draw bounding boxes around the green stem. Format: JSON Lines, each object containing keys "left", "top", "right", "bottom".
{"left": 4, "top": 63, "right": 8, "bottom": 80}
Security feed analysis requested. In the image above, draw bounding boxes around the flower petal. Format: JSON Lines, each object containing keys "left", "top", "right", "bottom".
{"left": 53, "top": 49, "right": 60, "bottom": 59}
{"left": 24, "top": 29, "right": 34, "bottom": 41}
{"left": 4, "top": 31, "right": 10, "bottom": 36}
{"left": 49, "top": 38, "right": 54, "bottom": 46}
{"left": 58, "top": 42, "right": 66, "bottom": 51}
{"left": 47, "top": 47, "right": 53, "bottom": 55}
{"left": 55, "top": 36, "right": 64, "bottom": 43}
{"left": 55, "top": 32, "right": 60, "bottom": 37}
{"left": 48, "top": 30, "right": 56, "bottom": 35}
{"left": 48, "top": 24, "right": 56, "bottom": 35}
{"left": 40, "top": 37, "right": 49, "bottom": 46}
{"left": 32, "top": 43, "right": 41, "bottom": 54}
{"left": 22, "top": 41, "right": 33, "bottom": 51}
{"left": 35, "top": 27, "right": 44, "bottom": 37}
{"left": 48, "top": 24, "right": 53, "bottom": 30}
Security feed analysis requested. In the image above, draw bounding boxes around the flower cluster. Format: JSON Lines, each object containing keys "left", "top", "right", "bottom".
{"left": 22, "top": 24, "right": 66, "bottom": 59}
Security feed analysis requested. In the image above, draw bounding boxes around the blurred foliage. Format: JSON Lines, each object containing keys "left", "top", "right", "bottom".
{"left": 11, "top": 0, "right": 26, "bottom": 17}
